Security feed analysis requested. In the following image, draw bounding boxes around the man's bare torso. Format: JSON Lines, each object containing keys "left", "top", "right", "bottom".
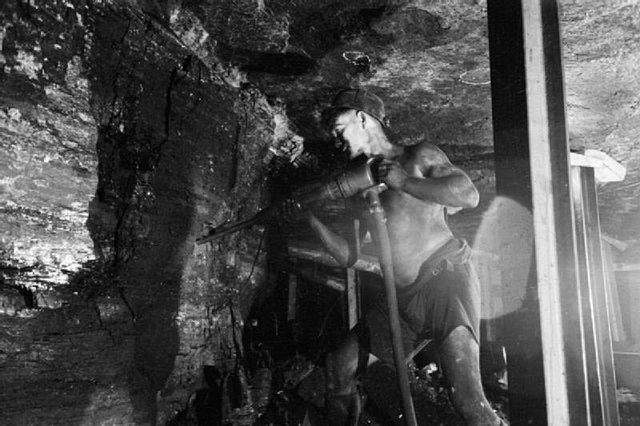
{"left": 362, "top": 145, "right": 456, "bottom": 287}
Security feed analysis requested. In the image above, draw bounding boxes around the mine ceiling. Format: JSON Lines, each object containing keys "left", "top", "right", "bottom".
{"left": 209, "top": 0, "right": 640, "bottom": 252}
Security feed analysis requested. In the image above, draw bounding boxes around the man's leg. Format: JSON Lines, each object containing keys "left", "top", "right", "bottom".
{"left": 439, "top": 325, "right": 502, "bottom": 425}
{"left": 324, "top": 331, "right": 376, "bottom": 426}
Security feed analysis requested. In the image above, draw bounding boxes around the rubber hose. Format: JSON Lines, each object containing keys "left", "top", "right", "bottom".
{"left": 364, "top": 188, "right": 417, "bottom": 426}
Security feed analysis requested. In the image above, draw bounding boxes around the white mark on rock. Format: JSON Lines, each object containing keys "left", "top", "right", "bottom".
{"left": 77, "top": 111, "right": 93, "bottom": 123}
{"left": 14, "top": 50, "right": 43, "bottom": 80}
{"left": 7, "top": 108, "right": 21, "bottom": 121}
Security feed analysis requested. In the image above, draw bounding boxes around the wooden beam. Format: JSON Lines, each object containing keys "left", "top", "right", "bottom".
{"left": 347, "top": 219, "right": 362, "bottom": 330}
{"left": 613, "top": 263, "right": 640, "bottom": 272}
{"left": 288, "top": 272, "right": 297, "bottom": 321}
{"left": 289, "top": 265, "right": 347, "bottom": 292}
{"left": 287, "top": 245, "right": 381, "bottom": 275}
{"left": 604, "top": 244, "right": 627, "bottom": 342}
{"left": 346, "top": 268, "right": 358, "bottom": 329}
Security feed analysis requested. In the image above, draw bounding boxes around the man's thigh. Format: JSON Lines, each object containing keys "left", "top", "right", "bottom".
{"left": 353, "top": 300, "right": 419, "bottom": 368}
{"left": 402, "top": 264, "right": 481, "bottom": 345}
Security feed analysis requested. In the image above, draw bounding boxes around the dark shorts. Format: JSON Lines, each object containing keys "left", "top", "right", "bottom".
{"left": 354, "top": 239, "right": 481, "bottom": 366}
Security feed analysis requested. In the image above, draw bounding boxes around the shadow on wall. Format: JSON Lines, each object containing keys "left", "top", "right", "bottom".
{"left": 85, "top": 6, "right": 247, "bottom": 423}
{"left": 88, "top": 120, "right": 190, "bottom": 423}
{"left": 0, "top": 2, "right": 276, "bottom": 424}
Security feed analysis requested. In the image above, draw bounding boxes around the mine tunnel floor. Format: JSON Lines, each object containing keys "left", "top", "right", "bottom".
{"left": 249, "top": 350, "right": 507, "bottom": 425}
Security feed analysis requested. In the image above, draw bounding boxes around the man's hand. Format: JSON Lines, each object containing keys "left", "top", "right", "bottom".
{"left": 280, "top": 197, "right": 308, "bottom": 224}
{"left": 377, "top": 159, "right": 408, "bottom": 191}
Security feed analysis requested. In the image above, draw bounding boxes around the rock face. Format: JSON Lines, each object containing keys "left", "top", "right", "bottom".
{"left": 562, "top": 2, "right": 640, "bottom": 253}
{"left": 1, "top": 1, "right": 282, "bottom": 424}
{"left": 1, "top": 0, "right": 638, "bottom": 424}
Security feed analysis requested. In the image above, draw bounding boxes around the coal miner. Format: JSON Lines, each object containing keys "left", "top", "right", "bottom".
{"left": 304, "top": 88, "right": 503, "bottom": 425}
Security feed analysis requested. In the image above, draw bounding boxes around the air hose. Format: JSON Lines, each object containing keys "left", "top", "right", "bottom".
{"left": 363, "top": 185, "right": 418, "bottom": 426}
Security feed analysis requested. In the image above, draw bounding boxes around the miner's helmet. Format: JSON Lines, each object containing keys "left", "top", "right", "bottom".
{"left": 329, "top": 88, "right": 389, "bottom": 128}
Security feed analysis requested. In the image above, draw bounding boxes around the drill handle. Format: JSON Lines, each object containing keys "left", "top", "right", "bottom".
{"left": 196, "top": 158, "right": 386, "bottom": 244}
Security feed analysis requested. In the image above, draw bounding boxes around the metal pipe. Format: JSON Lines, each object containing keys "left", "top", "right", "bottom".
{"left": 363, "top": 185, "right": 417, "bottom": 426}
{"left": 197, "top": 157, "right": 383, "bottom": 245}
{"left": 196, "top": 208, "right": 273, "bottom": 244}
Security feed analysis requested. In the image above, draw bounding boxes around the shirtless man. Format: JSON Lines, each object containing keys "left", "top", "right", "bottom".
{"left": 306, "top": 89, "right": 502, "bottom": 425}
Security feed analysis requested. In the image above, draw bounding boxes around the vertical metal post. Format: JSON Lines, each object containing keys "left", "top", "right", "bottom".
{"left": 487, "top": 0, "right": 546, "bottom": 423}
{"left": 572, "top": 167, "right": 604, "bottom": 425}
{"left": 488, "top": 0, "right": 602, "bottom": 424}
{"left": 522, "top": 0, "right": 591, "bottom": 423}
{"left": 580, "top": 167, "right": 621, "bottom": 425}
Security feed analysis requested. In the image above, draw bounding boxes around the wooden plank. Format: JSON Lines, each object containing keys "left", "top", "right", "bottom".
{"left": 290, "top": 265, "right": 346, "bottom": 292}
{"left": 613, "top": 263, "right": 640, "bottom": 272}
{"left": 604, "top": 244, "right": 627, "bottom": 342}
{"left": 346, "top": 268, "right": 358, "bottom": 330}
{"left": 522, "top": 0, "right": 590, "bottom": 424}
{"left": 290, "top": 241, "right": 497, "bottom": 273}
{"left": 288, "top": 272, "right": 297, "bottom": 321}
{"left": 287, "top": 245, "right": 381, "bottom": 275}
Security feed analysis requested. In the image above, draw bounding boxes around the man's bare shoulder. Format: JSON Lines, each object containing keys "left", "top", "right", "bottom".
{"left": 404, "top": 141, "right": 458, "bottom": 177}
{"left": 407, "top": 141, "right": 452, "bottom": 165}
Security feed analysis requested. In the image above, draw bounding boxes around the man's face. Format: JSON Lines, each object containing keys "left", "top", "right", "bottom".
{"left": 331, "top": 110, "right": 371, "bottom": 158}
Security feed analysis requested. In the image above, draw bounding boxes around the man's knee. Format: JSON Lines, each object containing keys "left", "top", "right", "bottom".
{"left": 325, "top": 334, "right": 363, "bottom": 393}
{"left": 445, "top": 324, "right": 477, "bottom": 345}
{"left": 325, "top": 390, "right": 363, "bottom": 426}
{"left": 452, "top": 394, "right": 499, "bottom": 425}
{"left": 439, "top": 323, "right": 479, "bottom": 357}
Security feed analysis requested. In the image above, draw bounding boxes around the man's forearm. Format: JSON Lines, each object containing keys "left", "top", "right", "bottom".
{"left": 308, "top": 214, "right": 353, "bottom": 267}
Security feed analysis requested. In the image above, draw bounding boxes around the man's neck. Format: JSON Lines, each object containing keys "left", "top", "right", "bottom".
{"left": 369, "top": 130, "right": 402, "bottom": 158}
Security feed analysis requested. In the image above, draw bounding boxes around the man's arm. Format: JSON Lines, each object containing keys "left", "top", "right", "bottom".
{"left": 308, "top": 212, "right": 358, "bottom": 267}
{"left": 379, "top": 143, "right": 479, "bottom": 208}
